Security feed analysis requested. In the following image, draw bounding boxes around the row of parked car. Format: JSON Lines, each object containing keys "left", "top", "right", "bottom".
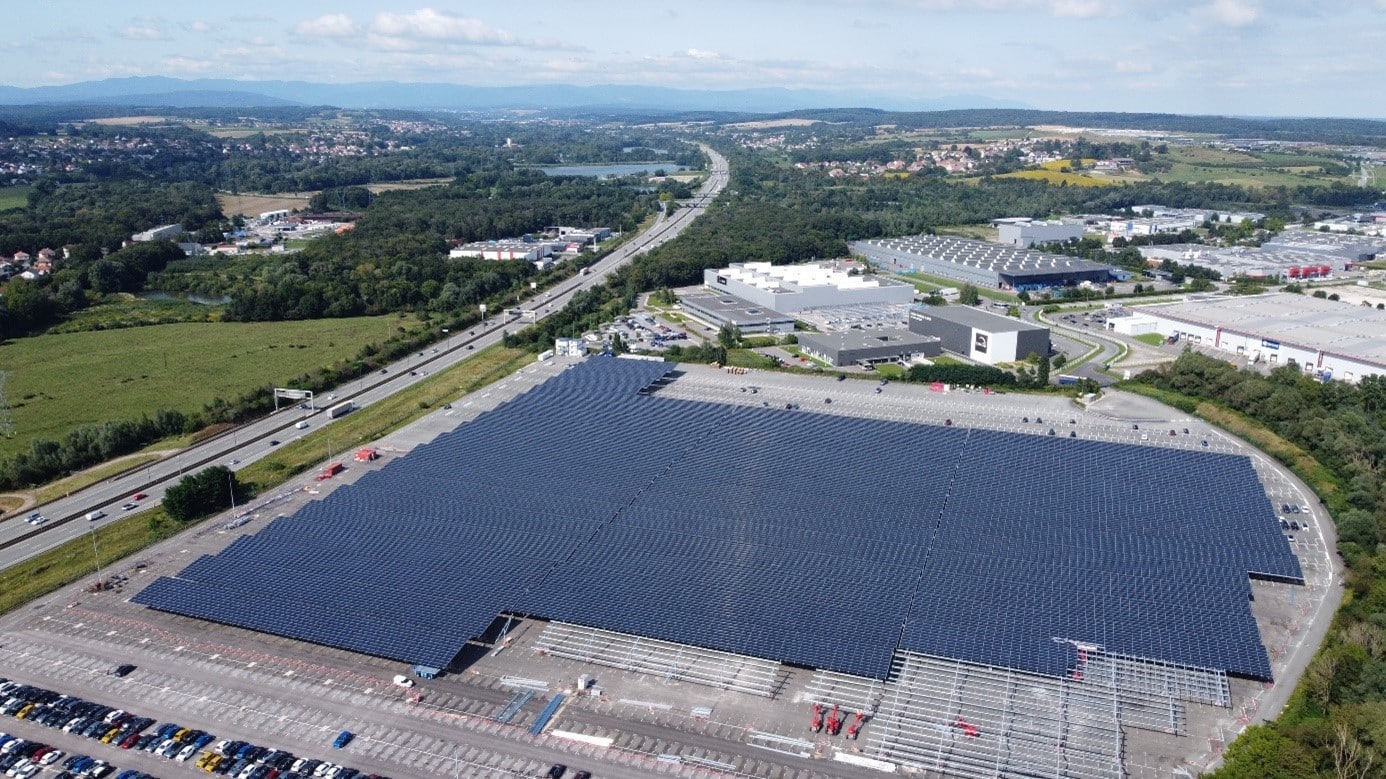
{"left": 1, "top": 678, "right": 157, "bottom": 779}
{"left": 1, "top": 678, "right": 388, "bottom": 779}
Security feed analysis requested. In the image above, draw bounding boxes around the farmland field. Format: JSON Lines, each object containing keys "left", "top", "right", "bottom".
{"left": 0, "top": 185, "right": 31, "bottom": 211}
{"left": 994, "top": 169, "right": 1118, "bottom": 187}
{"left": 0, "top": 315, "right": 416, "bottom": 459}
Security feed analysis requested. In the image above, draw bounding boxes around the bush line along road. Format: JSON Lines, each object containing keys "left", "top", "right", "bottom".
{"left": 0, "top": 144, "right": 728, "bottom": 573}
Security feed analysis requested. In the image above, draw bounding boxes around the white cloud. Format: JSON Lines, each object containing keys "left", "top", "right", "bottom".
{"left": 120, "top": 18, "right": 170, "bottom": 41}
{"left": 369, "top": 8, "right": 516, "bottom": 45}
{"left": 686, "top": 48, "right": 722, "bottom": 60}
{"left": 1200, "top": 0, "right": 1260, "bottom": 26}
{"left": 187, "top": 20, "right": 216, "bottom": 34}
{"left": 1050, "top": 0, "right": 1104, "bottom": 17}
{"left": 294, "top": 13, "right": 360, "bottom": 38}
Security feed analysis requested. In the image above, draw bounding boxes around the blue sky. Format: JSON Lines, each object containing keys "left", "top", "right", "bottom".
{"left": 7, "top": 1, "right": 1386, "bottom": 117}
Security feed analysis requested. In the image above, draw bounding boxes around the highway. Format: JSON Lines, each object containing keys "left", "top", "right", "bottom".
{"left": 0, "top": 144, "right": 729, "bottom": 570}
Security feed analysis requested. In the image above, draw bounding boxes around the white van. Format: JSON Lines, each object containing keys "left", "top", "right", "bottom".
{"left": 295, "top": 420, "right": 309, "bottom": 430}
{"left": 86, "top": 510, "right": 106, "bottom": 521}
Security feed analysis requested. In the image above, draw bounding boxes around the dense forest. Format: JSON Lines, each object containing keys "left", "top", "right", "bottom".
{"left": 1132, "top": 353, "right": 1386, "bottom": 779}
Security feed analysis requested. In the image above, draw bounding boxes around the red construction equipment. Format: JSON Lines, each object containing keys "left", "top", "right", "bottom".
{"left": 810, "top": 703, "right": 823, "bottom": 733}
{"left": 846, "top": 711, "right": 867, "bottom": 740}
{"left": 826, "top": 704, "right": 843, "bottom": 736}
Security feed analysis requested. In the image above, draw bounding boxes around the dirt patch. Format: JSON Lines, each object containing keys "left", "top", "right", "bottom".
{"left": 218, "top": 192, "right": 312, "bottom": 218}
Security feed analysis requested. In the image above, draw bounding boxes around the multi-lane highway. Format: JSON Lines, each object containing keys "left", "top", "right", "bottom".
{"left": 0, "top": 145, "right": 729, "bottom": 569}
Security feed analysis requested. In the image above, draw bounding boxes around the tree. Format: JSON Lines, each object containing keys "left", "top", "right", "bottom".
{"left": 162, "top": 466, "right": 246, "bottom": 522}
{"left": 959, "top": 284, "right": 981, "bottom": 306}
{"left": 1037, "top": 353, "right": 1051, "bottom": 385}
{"left": 1209, "top": 725, "right": 1318, "bottom": 779}
{"left": 1017, "top": 290, "right": 1031, "bottom": 304}
{"left": 1188, "top": 277, "right": 1215, "bottom": 292}
{"left": 717, "top": 322, "right": 741, "bottom": 349}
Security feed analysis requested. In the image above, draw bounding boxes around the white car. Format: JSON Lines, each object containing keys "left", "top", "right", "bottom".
{"left": 176, "top": 743, "right": 198, "bottom": 762}
{"left": 391, "top": 674, "right": 415, "bottom": 688}
{"left": 37, "top": 750, "right": 62, "bottom": 766}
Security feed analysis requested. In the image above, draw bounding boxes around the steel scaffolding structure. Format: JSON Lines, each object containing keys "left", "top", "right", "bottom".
{"left": 533, "top": 621, "right": 784, "bottom": 697}
{"left": 868, "top": 651, "right": 1125, "bottom": 779}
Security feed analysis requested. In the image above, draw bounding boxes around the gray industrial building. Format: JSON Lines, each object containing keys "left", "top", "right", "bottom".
{"left": 994, "top": 218, "right": 1086, "bottom": 248}
{"left": 851, "top": 235, "right": 1114, "bottom": 291}
{"left": 797, "top": 329, "right": 941, "bottom": 367}
{"left": 908, "top": 305, "right": 1050, "bottom": 365}
{"left": 680, "top": 291, "right": 797, "bottom": 334}
{"left": 1131, "top": 293, "right": 1386, "bottom": 383}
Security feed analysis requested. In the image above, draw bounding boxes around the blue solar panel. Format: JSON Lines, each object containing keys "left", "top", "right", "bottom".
{"left": 134, "top": 356, "right": 1301, "bottom": 680}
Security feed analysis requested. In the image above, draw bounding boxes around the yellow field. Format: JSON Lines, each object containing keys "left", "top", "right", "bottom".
{"left": 996, "top": 170, "right": 1117, "bottom": 187}
{"left": 1040, "top": 158, "right": 1098, "bottom": 170}
{"left": 217, "top": 192, "right": 313, "bottom": 218}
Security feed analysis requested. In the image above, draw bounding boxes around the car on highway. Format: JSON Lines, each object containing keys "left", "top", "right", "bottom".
{"left": 132, "top": 493, "right": 147, "bottom": 501}
{"left": 121, "top": 503, "right": 138, "bottom": 511}
{"left": 268, "top": 440, "right": 280, "bottom": 447}
{"left": 24, "top": 514, "right": 45, "bottom": 525}
{"left": 85, "top": 511, "right": 105, "bottom": 521}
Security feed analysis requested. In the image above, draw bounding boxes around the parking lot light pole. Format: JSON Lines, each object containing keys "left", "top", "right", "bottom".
{"left": 88, "top": 524, "right": 101, "bottom": 583}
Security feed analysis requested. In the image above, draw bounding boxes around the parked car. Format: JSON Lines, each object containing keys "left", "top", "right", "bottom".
{"left": 331, "top": 731, "right": 352, "bottom": 749}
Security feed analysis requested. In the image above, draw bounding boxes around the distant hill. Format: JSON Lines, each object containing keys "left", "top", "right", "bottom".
{"left": 0, "top": 76, "right": 1029, "bottom": 113}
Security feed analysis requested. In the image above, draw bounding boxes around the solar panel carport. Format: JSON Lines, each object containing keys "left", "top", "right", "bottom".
{"left": 135, "top": 357, "right": 1302, "bottom": 682}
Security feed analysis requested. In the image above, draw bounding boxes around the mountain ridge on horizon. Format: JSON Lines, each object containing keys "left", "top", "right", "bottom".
{"left": 0, "top": 76, "right": 1030, "bottom": 113}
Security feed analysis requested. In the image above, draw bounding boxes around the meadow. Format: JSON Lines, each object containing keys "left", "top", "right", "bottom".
{"left": 0, "top": 315, "right": 413, "bottom": 459}
{"left": 0, "top": 185, "right": 31, "bottom": 211}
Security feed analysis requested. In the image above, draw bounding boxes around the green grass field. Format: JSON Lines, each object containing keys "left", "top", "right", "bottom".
{"left": 0, "top": 185, "right": 30, "bottom": 211}
{"left": 0, "top": 315, "right": 413, "bottom": 459}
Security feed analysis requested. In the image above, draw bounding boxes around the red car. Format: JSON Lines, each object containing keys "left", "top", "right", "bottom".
{"left": 120, "top": 733, "right": 140, "bottom": 749}
{"left": 132, "top": 492, "right": 147, "bottom": 501}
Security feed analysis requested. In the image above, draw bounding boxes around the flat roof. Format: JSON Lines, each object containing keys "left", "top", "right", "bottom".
{"left": 1144, "top": 293, "right": 1386, "bottom": 367}
{"left": 853, "top": 235, "right": 1112, "bottom": 279}
{"left": 910, "top": 304, "right": 1047, "bottom": 334}
{"left": 798, "top": 328, "right": 939, "bottom": 352}
{"left": 680, "top": 291, "right": 796, "bottom": 326}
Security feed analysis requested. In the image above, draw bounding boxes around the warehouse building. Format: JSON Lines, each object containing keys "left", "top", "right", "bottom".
{"left": 908, "top": 305, "right": 1050, "bottom": 365}
{"left": 851, "top": 235, "right": 1114, "bottom": 291}
{"left": 994, "top": 218, "right": 1085, "bottom": 248}
{"left": 797, "top": 329, "right": 941, "bottom": 367}
{"left": 680, "top": 291, "right": 797, "bottom": 335}
{"left": 703, "top": 260, "right": 915, "bottom": 313}
{"left": 1134, "top": 293, "right": 1386, "bottom": 382}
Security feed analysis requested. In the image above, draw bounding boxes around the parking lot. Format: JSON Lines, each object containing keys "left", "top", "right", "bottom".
{"left": 0, "top": 356, "right": 1341, "bottom": 779}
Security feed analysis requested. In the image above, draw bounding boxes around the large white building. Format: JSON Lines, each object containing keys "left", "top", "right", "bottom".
{"left": 703, "top": 260, "right": 915, "bottom": 313}
{"left": 132, "top": 224, "right": 183, "bottom": 242}
{"left": 1122, "top": 293, "right": 1386, "bottom": 382}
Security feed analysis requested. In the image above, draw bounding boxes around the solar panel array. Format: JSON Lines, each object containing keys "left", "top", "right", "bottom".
{"left": 135, "top": 357, "right": 1301, "bottom": 681}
